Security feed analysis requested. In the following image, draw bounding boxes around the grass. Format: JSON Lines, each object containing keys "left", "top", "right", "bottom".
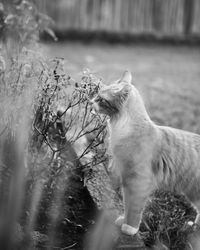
{"left": 42, "top": 42, "right": 200, "bottom": 132}
{"left": 139, "top": 189, "right": 198, "bottom": 250}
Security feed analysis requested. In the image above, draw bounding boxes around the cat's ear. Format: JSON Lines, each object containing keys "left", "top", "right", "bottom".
{"left": 119, "top": 70, "right": 132, "bottom": 84}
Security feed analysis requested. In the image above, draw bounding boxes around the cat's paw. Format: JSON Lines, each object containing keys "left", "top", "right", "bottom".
{"left": 121, "top": 224, "right": 138, "bottom": 236}
{"left": 115, "top": 215, "right": 125, "bottom": 226}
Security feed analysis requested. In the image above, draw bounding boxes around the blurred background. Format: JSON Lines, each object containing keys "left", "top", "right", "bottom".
{"left": 38, "top": 0, "right": 200, "bottom": 38}
{"left": 38, "top": 0, "right": 200, "bottom": 131}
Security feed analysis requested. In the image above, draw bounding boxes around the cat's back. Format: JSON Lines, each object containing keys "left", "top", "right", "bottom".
{"left": 156, "top": 125, "right": 200, "bottom": 183}
{"left": 158, "top": 125, "right": 200, "bottom": 153}
{"left": 155, "top": 125, "right": 200, "bottom": 203}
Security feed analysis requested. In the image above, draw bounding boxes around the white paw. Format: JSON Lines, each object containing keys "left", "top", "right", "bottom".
{"left": 115, "top": 215, "right": 125, "bottom": 226}
{"left": 121, "top": 224, "right": 138, "bottom": 236}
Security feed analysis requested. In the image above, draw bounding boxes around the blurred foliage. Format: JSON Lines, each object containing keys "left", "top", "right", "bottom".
{"left": 0, "top": 1, "right": 109, "bottom": 245}
{"left": 0, "top": 0, "right": 56, "bottom": 56}
{"left": 0, "top": 43, "right": 109, "bottom": 248}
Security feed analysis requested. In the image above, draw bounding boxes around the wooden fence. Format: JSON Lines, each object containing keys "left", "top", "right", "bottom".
{"left": 37, "top": 0, "right": 200, "bottom": 38}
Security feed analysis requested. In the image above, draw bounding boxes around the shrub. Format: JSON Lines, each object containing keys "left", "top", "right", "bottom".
{"left": 0, "top": 42, "right": 108, "bottom": 248}
{"left": 139, "top": 189, "right": 198, "bottom": 250}
{"left": 1, "top": 0, "right": 56, "bottom": 55}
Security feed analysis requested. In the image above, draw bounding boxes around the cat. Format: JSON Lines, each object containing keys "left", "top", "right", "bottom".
{"left": 90, "top": 70, "right": 200, "bottom": 236}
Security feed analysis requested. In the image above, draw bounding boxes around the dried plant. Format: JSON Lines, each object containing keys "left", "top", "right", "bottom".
{"left": 0, "top": 42, "right": 109, "bottom": 249}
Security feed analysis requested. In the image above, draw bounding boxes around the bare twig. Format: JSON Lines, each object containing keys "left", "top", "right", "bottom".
{"left": 0, "top": 125, "right": 8, "bottom": 137}
{"left": 60, "top": 242, "right": 77, "bottom": 249}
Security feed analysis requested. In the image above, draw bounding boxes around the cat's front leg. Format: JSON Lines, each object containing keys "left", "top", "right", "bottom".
{"left": 121, "top": 178, "right": 153, "bottom": 236}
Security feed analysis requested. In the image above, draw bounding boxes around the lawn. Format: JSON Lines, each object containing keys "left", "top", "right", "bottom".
{"left": 42, "top": 42, "right": 200, "bottom": 133}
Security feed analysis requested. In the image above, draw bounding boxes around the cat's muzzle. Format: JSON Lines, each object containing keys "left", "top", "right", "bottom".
{"left": 89, "top": 99, "right": 99, "bottom": 114}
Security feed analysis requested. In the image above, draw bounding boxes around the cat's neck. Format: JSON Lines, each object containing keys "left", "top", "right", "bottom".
{"left": 110, "top": 90, "right": 154, "bottom": 133}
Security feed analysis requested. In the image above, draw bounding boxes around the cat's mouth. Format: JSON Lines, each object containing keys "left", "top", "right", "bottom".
{"left": 90, "top": 105, "right": 98, "bottom": 115}
{"left": 91, "top": 102, "right": 103, "bottom": 114}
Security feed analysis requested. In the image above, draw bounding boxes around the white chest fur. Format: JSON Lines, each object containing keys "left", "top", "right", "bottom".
{"left": 108, "top": 117, "right": 157, "bottom": 170}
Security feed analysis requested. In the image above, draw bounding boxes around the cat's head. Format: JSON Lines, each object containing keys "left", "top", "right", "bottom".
{"left": 90, "top": 71, "right": 133, "bottom": 117}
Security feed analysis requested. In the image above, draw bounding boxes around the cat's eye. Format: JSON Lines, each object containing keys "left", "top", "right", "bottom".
{"left": 95, "top": 96, "right": 109, "bottom": 106}
{"left": 96, "top": 96, "right": 104, "bottom": 103}
{"left": 100, "top": 98, "right": 107, "bottom": 105}
{"left": 99, "top": 98, "right": 105, "bottom": 103}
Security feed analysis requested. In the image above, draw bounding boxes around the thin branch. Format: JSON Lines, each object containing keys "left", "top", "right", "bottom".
{"left": 60, "top": 242, "right": 77, "bottom": 249}
{"left": 0, "top": 125, "right": 8, "bottom": 137}
{"left": 74, "top": 126, "right": 100, "bottom": 142}
{"left": 81, "top": 101, "right": 89, "bottom": 129}
{"left": 77, "top": 125, "right": 106, "bottom": 160}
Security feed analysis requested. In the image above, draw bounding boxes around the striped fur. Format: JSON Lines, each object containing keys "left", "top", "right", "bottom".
{"left": 91, "top": 71, "right": 200, "bottom": 234}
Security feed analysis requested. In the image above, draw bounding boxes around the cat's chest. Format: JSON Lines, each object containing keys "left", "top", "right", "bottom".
{"left": 109, "top": 126, "right": 140, "bottom": 160}
{"left": 109, "top": 118, "right": 131, "bottom": 140}
{"left": 110, "top": 129, "right": 129, "bottom": 145}
{"left": 108, "top": 122, "right": 156, "bottom": 163}
{"left": 109, "top": 122, "right": 131, "bottom": 149}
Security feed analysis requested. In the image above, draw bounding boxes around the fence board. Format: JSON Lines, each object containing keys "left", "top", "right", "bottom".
{"left": 192, "top": 0, "right": 200, "bottom": 34}
{"left": 36, "top": 0, "right": 200, "bottom": 38}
